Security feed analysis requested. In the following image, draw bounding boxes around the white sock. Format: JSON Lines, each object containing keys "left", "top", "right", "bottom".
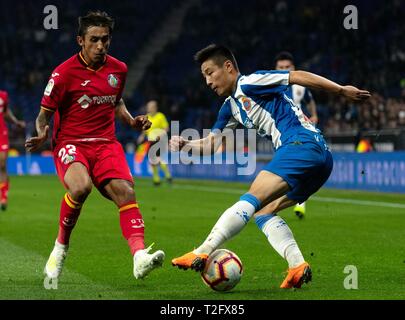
{"left": 256, "top": 214, "right": 305, "bottom": 268}
{"left": 194, "top": 194, "right": 260, "bottom": 255}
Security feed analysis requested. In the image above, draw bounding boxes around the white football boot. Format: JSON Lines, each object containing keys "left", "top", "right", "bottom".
{"left": 133, "top": 243, "right": 165, "bottom": 279}
{"left": 44, "top": 240, "right": 68, "bottom": 279}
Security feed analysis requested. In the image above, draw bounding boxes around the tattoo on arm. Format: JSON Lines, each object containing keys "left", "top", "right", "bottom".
{"left": 36, "top": 109, "right": 53, "bottom": 133}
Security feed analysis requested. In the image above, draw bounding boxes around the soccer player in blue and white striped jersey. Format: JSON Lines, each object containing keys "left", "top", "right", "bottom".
{"left": 275, "top": 51, "right": 319, "bottom": 219}
{"left": 171, "top": 44, "right": 370, "bottom": 288}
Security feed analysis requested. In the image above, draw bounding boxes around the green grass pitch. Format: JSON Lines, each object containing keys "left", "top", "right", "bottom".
{"left": 0, "top": 175, "right": 404, "bottom": 300}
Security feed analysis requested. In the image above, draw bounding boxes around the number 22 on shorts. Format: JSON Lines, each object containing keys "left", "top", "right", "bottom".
{"left": 58, "top": 144, "right": 77, "bottom": 165}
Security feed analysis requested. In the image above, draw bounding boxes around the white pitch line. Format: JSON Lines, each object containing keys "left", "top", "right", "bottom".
{"left": 310, "top": 196, "right": 405, "bottom": 209}
{"left": 169, "top": 184, "right": 405, "bottom": 209}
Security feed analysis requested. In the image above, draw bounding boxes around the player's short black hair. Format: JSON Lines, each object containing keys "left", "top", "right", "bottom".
{"left": 274, "top": 51, "right": 295, "bottom": 64}
{"left": 78, "top": 11, "right": 115, "bottom": 37}
{"left": 194, "top": 44, "right": 239, "bottom": 71}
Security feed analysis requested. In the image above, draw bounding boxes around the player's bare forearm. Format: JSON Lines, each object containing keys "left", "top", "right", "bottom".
{"left": 170, "top": 133, "right": 222, "bottom": 155}
{"left": 36, "top": 108, "right": 52, "bottom": 134}
{"left": 115, "top": 98, "right": 151, "bottom": 130}
{"left": 188, "top": 137, "right": 213, "bottom": 155}
{"left": 5, "top": 109, "right": 17, "bottom": 123}
{"left": 25, "top": 108, "right": 52, "bottom": 152}
{"left": 289, "top": 70, "right": 371, "bottom": 101}
{"left": 115, "top": 98, "right": 133, "bottom": 124}
{"left": 6, "top": 108, "right": 26, "bottom": 128}
{"left": 289, "top": 71, "right": 342, "bottom": 94}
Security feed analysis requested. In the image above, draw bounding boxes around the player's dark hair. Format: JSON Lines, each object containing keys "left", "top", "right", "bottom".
{"left": 194, "top": 44, "right": 239, "bottom": 71}
{"left": 274, "top": 51, "right": 295, "bottom": 64}
{"left": 78, "top": 11, "right": 115, "bottom": 37}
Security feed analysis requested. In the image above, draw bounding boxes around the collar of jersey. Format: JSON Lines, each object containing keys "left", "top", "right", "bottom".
{"left": 231, "top": 74, "right": 243, "bottom": 98}
{"left": 77, "top": 52, "right": 107, "bottom": 72}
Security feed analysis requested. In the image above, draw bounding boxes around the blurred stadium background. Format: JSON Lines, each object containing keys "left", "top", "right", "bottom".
{"left": 0, "top": 0, "right": 404, "bottom": 300}
{"left": 1, "top": 0, "right": 404, "bottom": 193}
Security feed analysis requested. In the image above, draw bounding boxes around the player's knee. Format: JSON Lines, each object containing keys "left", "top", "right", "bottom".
{"left": 69, "top": 184, "right": 92, "bottom": 202}
{"left": 120, "top": 185, "right": 135, "bottom": 202}
{"left": 113, "top": 183, "right": 135, "bottom": 205}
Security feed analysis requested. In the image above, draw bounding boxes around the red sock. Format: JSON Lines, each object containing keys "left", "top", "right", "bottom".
{"left": 119, "top": 202, "right": 145, "bottom": 255}
{"left": 0, "top": 180, "right": 8, "bottom": 204}
{"left": 57, "top": 193, "right": 82, "bottom": 245}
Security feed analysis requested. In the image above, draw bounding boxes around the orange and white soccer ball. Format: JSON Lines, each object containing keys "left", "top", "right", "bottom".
{"left": 201, "top": 249, "right": 243, "bottom": 292}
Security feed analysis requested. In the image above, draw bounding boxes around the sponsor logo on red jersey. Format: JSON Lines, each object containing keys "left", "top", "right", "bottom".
{"left": 77, "top": 94, "right": 117, "bottom": 109}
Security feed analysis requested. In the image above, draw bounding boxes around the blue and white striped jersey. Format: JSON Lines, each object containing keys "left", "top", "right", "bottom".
{"left": 211, "top": 70, "right": 319, "bottom": 150}
{"left": 285, "top": 84, "right": 314, "bottom": 118}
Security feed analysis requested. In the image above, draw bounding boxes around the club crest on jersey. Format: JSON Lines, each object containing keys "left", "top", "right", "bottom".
{"left": 242, "top": 98, "right": 252, "bottom": 111}
{"left": 108, "top": 74, "right": 119, "bottom": 88}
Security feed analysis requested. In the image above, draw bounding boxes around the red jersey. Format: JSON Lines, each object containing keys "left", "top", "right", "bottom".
{"left": 0, "top": 90, "right": 8, "bottom": 134}
{"left": 41, "top": 52, "right": 127, "bottom": 147}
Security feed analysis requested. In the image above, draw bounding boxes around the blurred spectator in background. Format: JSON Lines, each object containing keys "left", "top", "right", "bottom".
{"left": 137, "top": 100, "right": 172, "bottom": 185}
{"left": 0, "top": 90, "right": 26, "bottom": 210}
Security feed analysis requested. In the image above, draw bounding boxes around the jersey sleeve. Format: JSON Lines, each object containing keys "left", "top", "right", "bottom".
{"left": 303, "top": 88, "right": 313, "bottom": 104}
{"left": 115, "top": 63, "right": 128, "bottom": 106}
{"left": 239, "top": 70, "right": 289, "bottom": 97}
{"left": 2, "top": 92, "right": 9, "bottom": 112}
{"left": 40, "top": 70, "right": 66, "bottom": 112}
{"left": 211, "top": 100, "right": 239, "bottom": 132}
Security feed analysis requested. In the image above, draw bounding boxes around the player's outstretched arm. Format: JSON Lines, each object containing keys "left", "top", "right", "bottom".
{"left": 169, "top": 133, "right": 222, "bottom": 155}
{"left": 115, "top": 98, "right": 151, "bottom": 131}
{"left": 5, "top": 107, "right": 26, "bottom": 129}
{"left": 289, "top": 70, "right": 371, "bottom": 101}
{"left": 25, "top": 108, "right": 52, "bottom": 152}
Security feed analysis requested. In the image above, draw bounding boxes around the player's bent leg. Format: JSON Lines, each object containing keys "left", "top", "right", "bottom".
{"left": 172, "top": 171, "right": 289, "bottom": 272}
{"left": 44, "top": 162, "right": 92, "bottom": 280}
{"left": 59, "top": 162, "right": 92, "bottom": 245}
{"left": 158, "top": 159, "right": 172, "bottom": 184}
{"left": 64, "top": 162, "right": 93, "bottom": 203}
{"left": 151, "top": 164, "right": 161, "bottom": 186}
{"left": 0, "top": 152, "right": 8, "bottom": 210}
{"left": 103, "top": 179, "right": 165, "bottom": 279}
{"left": 248, "top": 170, "right": 290, "bottom": 205}
{"left": 173, "top": 193, "right": 261, "bottom": 270}
{"left": 255, "top": 195, "right": 297, "bottom": 216}
{"left": 254, "top": 196, "right": 311, "bottom": 289}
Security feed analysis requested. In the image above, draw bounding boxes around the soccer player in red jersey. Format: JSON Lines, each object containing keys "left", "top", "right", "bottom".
{"left": 0, "top": 90, "right": 26, "bottom": 210}
{"left": 25, "top": 11, "right": 164, "bottom": 280}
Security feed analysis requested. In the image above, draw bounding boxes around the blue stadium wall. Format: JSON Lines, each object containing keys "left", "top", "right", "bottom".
{"left": 7, "top": 152, "right": 405, "bottom": 193}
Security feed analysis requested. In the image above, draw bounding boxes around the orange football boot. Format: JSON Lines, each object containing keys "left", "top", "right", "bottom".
{"left": 171, "top": 251, "right": 208, "bottom": 272}
{"left": 280, "top": 262, "right": 312, "bottom": 289}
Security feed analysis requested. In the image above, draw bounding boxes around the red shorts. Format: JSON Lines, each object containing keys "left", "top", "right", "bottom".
{"left": 0, "top": 129, "right": 9, "bottom": 152}
{"left": 53, "top": 140, "right": 133, "bottom": 189}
